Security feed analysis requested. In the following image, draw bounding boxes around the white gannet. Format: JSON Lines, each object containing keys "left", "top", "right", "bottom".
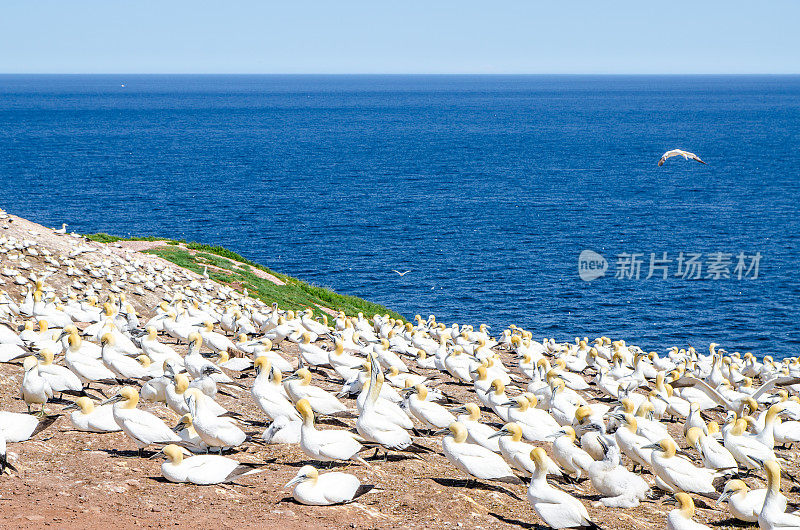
{"left": 107, "top": 386, "right": 180, "bottom": 454}
{"left": 65, "top": 397, "right": 121, "bottom": 432}
{"left": 262, "top": 415, "right": 302, "bottom": 444}
{"left": 666, "top": 492, "right": 711, "bottom": 530}
{"left": 186, "top": 388, "right": 246, "bottom": 452}
{"left": 646, "top": 438, "right": 717, "bottom": 495}
{"left": 284, "top": 367, "right": 349, "bottom": 416}
{"left": 658, "top": 149, "right": 707, "bottom": 167}
{"left": 685, "top": 426, "right": 737, "bottom": 471}
{"left": 451, "top": 403, "right": 500, "bottom": 453}
{"left": 438, "top": 422, "right": 521, "bottom": 484}
{"left": 21, "top": 355, "right": 53, "bottom": 413}
{"left": 717, "top": 479, "right": 766, "bottom": 523}
{"left": 285, "top": 464, "right": 374, "bottom": 505}
{"left": 251, "top": 358, "right": 300, "bottom": 421}
{"left": 404, "top": 384, "right": 455, "bottom": 430}
{"left": 159, "top": 444, "right": 263, "bottom": 485}
{"left": 587, "top": 437, "right": 650, "bottom": 508}
{"left": 759, "top": 459, "right": 800, "bottom": 530}
{"left": 527, "top": 447, "right": 597, "bottom": 529}
{"left": 296, "top": 399, "right": 364, "bottom": 463}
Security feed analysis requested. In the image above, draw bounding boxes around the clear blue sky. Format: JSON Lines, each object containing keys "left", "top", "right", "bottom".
{"left": 2, "top": 0, "right": 799, "bottom": 74}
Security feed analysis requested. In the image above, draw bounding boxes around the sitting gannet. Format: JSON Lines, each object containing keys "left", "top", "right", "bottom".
{"left": 296, "top": 399, "right": 365, "bottom": 463}
{"left": 65, "top": 397, "right": 121, "bottom": 433}
{"left": 439, "top": 421, "right": 520, "bottom": 484}
{"left": 106, "top": 386, "right": 180, "bottom": 454}
{"left": 666, "top": 492, "right": 710, "bottom": 530}
{"left": 717, "top": 479, "right": 766, "bottom": 523}
{"left": 159, "top": 444, "right": 263, "bottom": 485}
{"left": 527, "top": 447, "right": 597, "bottom": 529}
{"left": 759, "top": 459, "right": 800, "bottom": 530}
{"left": 286, "top": 465, "right": 374, "bottom": 505}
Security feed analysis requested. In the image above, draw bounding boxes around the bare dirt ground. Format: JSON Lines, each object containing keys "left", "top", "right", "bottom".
{"left": 1, "top": 210, "right": 797, "bottom": 529}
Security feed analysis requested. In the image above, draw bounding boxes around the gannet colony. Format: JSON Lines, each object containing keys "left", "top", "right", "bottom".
{"left": 1, "top": 208, "right": 799, "bottom": 530}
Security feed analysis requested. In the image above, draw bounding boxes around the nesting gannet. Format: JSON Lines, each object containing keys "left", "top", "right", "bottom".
{"left": 451, "top": 403, "right": 500, "bottom": 452}
{"left": 717, "top": 479, "right": 767, "bottom": 523}
{"left": 666, "top": 492, "right": 711, "bottom": 530}
{"left": 685, "top": 426, "right": 737, "bottom": 471}
{"left": 262, "top": 415, "right": 302, "bottom": 444}
{"left": 551, "top": 426, "right": 594, "bottom": 481}
{"left": 438, "top": 422, "right": 521, "bottom": 484}
{"left": 159, "top": 444, "right": 263, "bottom": 485}
{"left": 65, "top": 397, "right": 121, "bottom": 432}
{"left": 251, "top": 358, "right": 301, "bottom": 421}
{"left": 286, "top": 465, "right": 374, "bottom": 505}
{"left": 658, "top": 149, "right": 707, "bottom": 167}
{"left": 284, "top": 367, "right": 349, "bottom": 416}
{"left": 296, "top": 399, "right": 365, "bottom": 463}
{"left": 0, "top": 409, "right": 58, "bottom": 467}
{"left": 587, "top": 437, "right": 650, "bottom": 508}
{"left": 646, "top": 438, "right": 717, "bottom": 495}
{"left": 186, "top": 388, "right": 246, "bottom": 452}
{"left": 759, "top": 459, "right": 800, "bottom": 530}
{"left": 490, "top": 422, "right": 563, "bottom": 479}
{"left": 21, "top": 356, "right": 53, "bottom": 413}
{"left": 106, "top": 386, "right": 180, "bottom": 454}
{"left": 527, "top": 447, "right": 597, "bottom": 529}
{"left": 355, "top": 360, "right": 420, "bottom": 453}
{"left": 405, "top": 384, "right": 455, "bottom": 430}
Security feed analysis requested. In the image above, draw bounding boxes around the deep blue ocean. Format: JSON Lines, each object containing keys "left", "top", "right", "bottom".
{"left": 1, "top": 75, "right": 798, "bottom": 358}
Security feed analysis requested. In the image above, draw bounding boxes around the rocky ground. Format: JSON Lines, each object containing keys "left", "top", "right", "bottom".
{"left": 0, "top": 210, "right": 796, "bottom": 529}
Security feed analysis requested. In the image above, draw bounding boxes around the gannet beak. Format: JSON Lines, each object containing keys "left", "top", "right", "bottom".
{"left": 99, "top": 395, "right": 124, "bottom": 406}
{"left": 284, "top": 374, "right": 300, "bottom": 381}
{"left": 432, "top": 428, "right": 450, "bottom": 436}
{"left": 487, "top": 428, "right": 508, "bottom": 439}
{"left": 450, "top": 406, "right": 467, "bottom": 414}
{"left": 716, "top": 492, "right": 731, "bottom": 505}
{"left": 62, "top": 402, "right": 80, "bottom": 411}
{"left": 642, "top": 443, "right": 661, "bottom": 450}
{"left": 148, "top": 448, "right": 166, "bottom": 460}
{"left": 284, "top": 475, "right": 304, "bottom": 488}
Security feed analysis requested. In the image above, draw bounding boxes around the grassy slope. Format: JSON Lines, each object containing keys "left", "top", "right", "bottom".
{"left": 85, "top": 233, "right": 405, "bottom": 320}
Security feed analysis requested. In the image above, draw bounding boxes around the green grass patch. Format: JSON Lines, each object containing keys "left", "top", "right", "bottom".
{"left": 145, "top": 246, "right": 404, "bottom": 320}
{"left": 84, "top": 232, "right": 404, "bottom": 320}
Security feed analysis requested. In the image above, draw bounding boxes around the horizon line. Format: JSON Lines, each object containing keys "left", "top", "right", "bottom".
{"left": 1, "top": 72, "right": 800, "bottom": 76}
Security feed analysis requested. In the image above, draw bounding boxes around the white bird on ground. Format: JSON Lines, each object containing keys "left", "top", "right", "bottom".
{"left": 251, "top": 358, "right": 300, "bottom": 421}
{"left": 658, "top": 149, "right": 707, "bottom": 167}
{"left": 404, "top": 384, "right": 455, "bottom": 430}
{"left": 21, "top": 356, "right": 53, "bottom": 413}
{"left": 186, "top": 388, "right": 246, "bottom": 452}
{"left": 587, "top": 437, "right": 650, "bottom": 508}
{"left": 285, "top": 465, "right": 374, "bottom": 505}
{"left": 527, "top": 447, "right": 597, "bottom": 529}
{"left": 296, "top": 398, "right": 365, "bottom": 463}
{"left": 159, "top": 444, "right": 263, "bottom": 485}
{"left": 438, "top": 422, "right": 521, "bottom": 484}
{"left": 759, "top": 459, "right": 800, "bottom": 530}
{"left": 284, "top": 367, "right": 349, "bottom": 416}
{"left": 451, "top": 403, "right": 500, "bottom": 453}
{"left": 667, "top": 492, "right": 711, "bottom": 530}
{"left": 717, "top": 479, "right": 767, "bottom": 523}
{"left": 65, "top": 397, "right": 121, "bottom": 433}
{"left": 646, "top": 438, "right": 717, "bottom": 495}
{"left": 262, "top": 415, "right": 301, "bottom": 444}
{"left": 107, "top": 386, "right": 180, "bottom": 454}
